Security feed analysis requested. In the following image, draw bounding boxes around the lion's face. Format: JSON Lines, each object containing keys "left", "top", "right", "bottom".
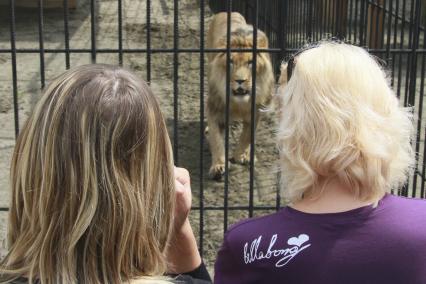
{"left": 211, "top": 29, "right": 272, "bottom": 102}
{"left": 215, "top": 52, "right": 268, "bottom": 101}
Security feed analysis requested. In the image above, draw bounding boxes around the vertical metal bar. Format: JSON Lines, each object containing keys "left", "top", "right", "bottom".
{"left": 343, "top": 1, "right": 348, "bottom": 47}
{"left": 298, "top": 0, "right": 302, "bottom": 45}
{"left": 354, "top": 0, "right": 359, "bottom": 43}
{"left": 307, "top": 0, "right": 313, "bottom": 40}
{"left": 278, "top": 0, "right": 287, "bottom": 70}
{"left": 90, "top": 0, "right": 97, "bottom": 62}
{"left": 369, "top": 1, "right": 375, "bottom": 47}
{"left": 320, "top": 0, "right": 324, "bottom": 39}
{"left": 360, "top": 0, "right": 366, "bottom": 45}
{"left": 146, "top": 0, "right": 151, "bottom": 82}
{"left": 374, "top": 1, "right": 381, "bottom": 49}
{"left": 118, "top": 0, "right": 123, "bottom": 66}
{"left": 294, "top": 0, "right": 298, "bottom": 46}
{"left": 396, "top": 0, "right": 406, "bottom": 101}
{"left": 422, "top": 120, "right": 426, "bottom": 198}
{"left": 313, "top": 0, "right": 318, "bottom": 41}
{"left": 410, "top": 0, "right": 421, "bottom": 197}
{"left": 9, "top": 0, "right": 19, "bottom": 138}
{"left": 335, "top": 0, "right": 341, "bottom": 37}
{"left": 294, "top": 0, "right": 298, "bottom": 47}
{"left": 403, "top": 0, "right": 415, "bottom": 106}
{"left": 333, "top": 0, "right": 338, "bottom": 37}
{"left": 290, "top": 0, "right": 297, "bottom": 47}
{"left": 407, "top": 0, "right": 417, "bottom": 108}
{"left": 286, "top": 0, "right": 291, "bottom": 47}
{"left": 391, "top": 0, "right": 399, "bottom": 87}
{"left": 399, "top": 0, "right": 408, "bottom": 196}
{"left": 276, "top": 0, "right": 287, "bottom": 212}
{"left": 198, "top": 0, "right": 205, "bottom": 257}
{"left": 420, "top": 11, "right": 426, "bottom": 199}
{"left": 380, "top": 0, "right": 386, "bottom": 48}
{"left": 249, "top": 0, "right": 258, "bottom": 218}
{"left": 385, "top": 0, "right": 392, "bottom": 65}
{"left": 224, "top": 0, "right": 232, "bottom": 232}
{"left": 38, "top": 0, "right": 45, "bottom": 89}
{"left": 288, "top": 0, "right": 292, "bottom": 48}
{"left": 173, "top": 0, "right": 179, "bottom": 164}
{"left": 300, "top": 0, "right": 304, "bottom": 45}
{"left": 63, "top": 0, "right": 70, "bottom": 69}
{"left": 303, "top": 0, "right": 307, "bottom": 42}
{"left": 349, "top": 0, "right": 354, "bottom": 41}
{"left": 327, "top": 0, "right": 331, "bottom": 36}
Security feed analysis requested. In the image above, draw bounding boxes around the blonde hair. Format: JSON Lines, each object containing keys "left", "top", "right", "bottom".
{"left": 0, "top": 64, "right": 175, "bottom": 283}
{"left": 278, "top": 42, "right": 414, "bottom": 203}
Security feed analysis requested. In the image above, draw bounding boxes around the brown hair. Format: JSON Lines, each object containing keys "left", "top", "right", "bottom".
{"left": 0, "top": 64, "right": 175, "bottom": 283}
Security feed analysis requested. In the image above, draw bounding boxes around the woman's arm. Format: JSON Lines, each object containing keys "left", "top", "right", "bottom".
{"left": 166, "top": 219, "right": 201, "bottom": 274}
{"left": 166, "top": 167, "right": 211, "bottom": 282}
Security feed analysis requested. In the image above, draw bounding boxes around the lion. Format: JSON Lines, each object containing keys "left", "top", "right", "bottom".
{"left": 206, "top": 12, "right": 275, "bottom": 180}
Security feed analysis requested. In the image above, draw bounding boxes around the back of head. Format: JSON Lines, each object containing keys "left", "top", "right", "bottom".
{"left": 0, "top": 64, "right": 174, "bottom": 283}
{"left": 278, "top": 42, "right": 414, "bottom": 203}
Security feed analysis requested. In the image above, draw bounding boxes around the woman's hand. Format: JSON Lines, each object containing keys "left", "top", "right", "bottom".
{"left": 166, "top": 167, "right": 202, "bottom": 274}
{"left": 174, "top": 167, "right": 192, "bottom": 231}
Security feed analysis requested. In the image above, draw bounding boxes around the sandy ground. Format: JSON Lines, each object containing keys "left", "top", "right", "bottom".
{"left": 0, "top": 0, "right": 425, "bottom": 273}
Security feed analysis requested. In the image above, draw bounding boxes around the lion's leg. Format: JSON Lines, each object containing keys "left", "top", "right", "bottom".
{"left": 206, "top": 111, "right": 226, "bottom": 180}
{"left": 231, "top": 114, "right": 260, "bottom": 165}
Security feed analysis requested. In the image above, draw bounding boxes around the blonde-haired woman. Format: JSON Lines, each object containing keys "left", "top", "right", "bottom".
{"left": 214, "top": 42, "right": 426, "bottom": 283}
{"left": 0, "top": 64, "right": 211, "bottom": 284}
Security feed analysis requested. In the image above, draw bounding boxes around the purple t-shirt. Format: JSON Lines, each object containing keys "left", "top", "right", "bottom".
{"left": 214, "top": 194, "right": 426, "bottom": 283}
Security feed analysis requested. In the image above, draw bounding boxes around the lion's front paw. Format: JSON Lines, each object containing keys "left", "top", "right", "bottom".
{"left": 230, "top": 152, "right": 250, "bottom": 165}
{"left": 209, "top": 163, "right": 225, "bottom": 181}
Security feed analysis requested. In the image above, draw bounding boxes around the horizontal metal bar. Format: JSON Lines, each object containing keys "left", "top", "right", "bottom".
{"left": 0, "top": 48, "right": 282, "bottom": 53}
{"left": 1, "top": 48, "right": 426, "bottom": 54}
{"left": 184, "top": 205, "right": 280, "bottom": 211}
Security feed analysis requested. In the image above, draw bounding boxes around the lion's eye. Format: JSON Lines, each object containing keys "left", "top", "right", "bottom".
{"left": 247, "top": 60, "right": 253, "bottom": 66}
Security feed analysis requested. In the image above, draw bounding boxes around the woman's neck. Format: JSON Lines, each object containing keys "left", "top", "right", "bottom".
{"left": 291, "top": 179, "right": 382, "bottom": 214}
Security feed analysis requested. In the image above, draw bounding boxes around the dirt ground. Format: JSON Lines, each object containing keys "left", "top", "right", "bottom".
{"left": 0, "top": 0, "right": 282, "bottom": 271}
{"left": 0, "top": 0, "right": 425, "bottom": 274}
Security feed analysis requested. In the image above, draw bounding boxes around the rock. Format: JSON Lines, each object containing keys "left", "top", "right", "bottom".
{"left": 0, "top": 94, "right": 12, "bottom": 113}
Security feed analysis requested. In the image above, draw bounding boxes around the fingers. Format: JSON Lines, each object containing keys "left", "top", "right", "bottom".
{"left": 174, "top": 167, "right": 192, "bottom": 200}
{"left": 173, "top": 167, "right": 193, "bottom": 230}
{"left": 174, "top": 166, "right": 190, "bottom": 185}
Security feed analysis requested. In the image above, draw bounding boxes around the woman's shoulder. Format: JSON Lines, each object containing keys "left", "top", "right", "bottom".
{"left": 229, "top": 210, "right": 283, "bottom": 229}
{"left": 383, "top": 194, "right": 426, "bottom": 215}
{"left": 223, "top": 194, "right": 426, "bottom": 240}
{"left": 223, "top": 210, "right": 287, "bottom": 245}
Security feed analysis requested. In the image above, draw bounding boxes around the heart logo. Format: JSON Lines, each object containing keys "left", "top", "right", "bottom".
{"left": 287, "top": 234, "right": 309, "bottom": 247}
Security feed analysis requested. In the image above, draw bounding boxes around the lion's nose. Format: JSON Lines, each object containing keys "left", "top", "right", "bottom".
{"left": 236, "top": 79, "right": 246, "bottom": 84}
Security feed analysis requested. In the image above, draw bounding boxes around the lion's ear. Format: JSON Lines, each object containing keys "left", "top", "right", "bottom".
{"left": 279, "top": 63, "right": 288, "bottom": 86}
{"left": 257, "top": 31, "right": 269, "bottom": 48}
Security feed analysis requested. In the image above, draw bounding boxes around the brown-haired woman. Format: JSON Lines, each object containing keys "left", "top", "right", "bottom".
{"left": 0, "top": 64, "right": 211, "bottom": 284}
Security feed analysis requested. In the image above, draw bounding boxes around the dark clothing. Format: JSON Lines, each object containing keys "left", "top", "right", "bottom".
{"left": 9, "top": 262, "right": 211, "bottom": 283}
{"left": 215, "top": 194, "right": 426, "bottom": 284}
{"left": 173, "top": 262, "right": 212, "bottom": 283}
